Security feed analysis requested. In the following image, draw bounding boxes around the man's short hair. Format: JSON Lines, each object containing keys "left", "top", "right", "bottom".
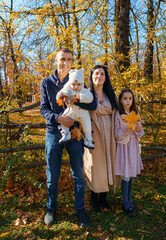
{"left": 57, "top": 48, "right": 73, "bottom": 57}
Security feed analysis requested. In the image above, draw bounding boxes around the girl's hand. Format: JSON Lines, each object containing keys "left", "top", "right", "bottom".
{"left": 135, "top": 122, "right": 141, "bottom": 132}
{"left": 126, "top": 126, "right": 132, "bottom": 133}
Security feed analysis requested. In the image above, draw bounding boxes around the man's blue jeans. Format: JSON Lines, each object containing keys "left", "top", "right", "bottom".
{"left": 45, "top": 130, "right": 85, "bottom": 212}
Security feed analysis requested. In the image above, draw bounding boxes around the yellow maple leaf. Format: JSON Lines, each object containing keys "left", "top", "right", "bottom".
{"left": 73, "top": 96, "right": 78, "bottom": 103}
{"left": 71, "top": 126, "right": 84, "bottom": 141}
{"left": 56, "top": 99, "right": 65, "bottom": 108}
{"left": 123, "top": 111, "right": 139, "bottom": 130}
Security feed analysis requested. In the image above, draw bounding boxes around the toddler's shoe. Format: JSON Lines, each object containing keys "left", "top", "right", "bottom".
{"left": 59, "top": 131, "right": 71, "bottom": 144}
{"left": 44, "top": 210, "right": 56, "bottom": 225}
{"left": 84, "top": 137, "right": 95, "bottom": 149}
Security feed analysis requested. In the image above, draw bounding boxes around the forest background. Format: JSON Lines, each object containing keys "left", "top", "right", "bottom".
{"left": 0, "top": 0, "right": 166, "bottom": 239}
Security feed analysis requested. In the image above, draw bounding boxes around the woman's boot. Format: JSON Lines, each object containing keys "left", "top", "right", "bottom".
{"left": 99, "top": 192, "right": 111, "bottom": 210}
{"left": 90, "top": 191, "right": 101, "bottom": 212}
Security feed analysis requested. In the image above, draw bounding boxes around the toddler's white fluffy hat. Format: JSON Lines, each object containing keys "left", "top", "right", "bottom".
{"left": 68, "top": 69, "right": 84, "bottom": 84}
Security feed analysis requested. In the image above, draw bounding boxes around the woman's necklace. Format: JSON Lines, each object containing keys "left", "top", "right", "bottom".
{"left": 97, "top": 92, "right": 104, "bottom": 104}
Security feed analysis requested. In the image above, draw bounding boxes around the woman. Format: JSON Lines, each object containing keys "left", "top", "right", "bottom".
{"left": 84, "top": 65, "right": 121, "bottom": 212}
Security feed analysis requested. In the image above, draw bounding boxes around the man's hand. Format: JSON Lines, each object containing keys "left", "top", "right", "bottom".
{"left": 57, "top": 115, "right": 74, "bottom": 128}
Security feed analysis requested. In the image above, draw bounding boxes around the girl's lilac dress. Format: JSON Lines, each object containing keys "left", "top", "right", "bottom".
{"left": 115, "top": 111, "right": 144, "bottom": 178}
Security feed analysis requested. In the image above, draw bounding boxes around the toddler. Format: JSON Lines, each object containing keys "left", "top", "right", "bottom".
{"left": 56, "top": 69, "right": 95, "bottom": 149}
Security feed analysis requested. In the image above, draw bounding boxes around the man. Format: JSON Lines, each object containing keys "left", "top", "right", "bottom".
{"left": 40, "top": 48, "right": 97, "bottom": 227}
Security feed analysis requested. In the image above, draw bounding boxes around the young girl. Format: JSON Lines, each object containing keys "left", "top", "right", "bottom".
{"left": 115, "top": 88, "right": 144, "bottom": 216}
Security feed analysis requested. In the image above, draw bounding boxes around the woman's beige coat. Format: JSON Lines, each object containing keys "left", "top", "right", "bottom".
{"left": 84, "top": 109, "right": 121, "bottom": 193}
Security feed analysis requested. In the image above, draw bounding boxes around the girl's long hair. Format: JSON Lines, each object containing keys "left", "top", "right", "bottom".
{"left": 118, "top": 88, "right": 137, "bottom": 115}
{"left": 88, "top": 65, "right": 117, "bottom": 109}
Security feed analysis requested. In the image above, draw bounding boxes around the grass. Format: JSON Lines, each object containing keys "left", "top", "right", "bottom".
{"left": 0, "top": 164, "right": 166, "bottom": 240}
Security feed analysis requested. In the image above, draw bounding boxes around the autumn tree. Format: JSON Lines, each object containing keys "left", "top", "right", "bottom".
{"left": 0, "top": 0, "right": 35, "bottom": 106}
{"left": 114, "top": 0, "right": 130, "bottom": 73}
{"left": 144, "top": 0, "right": 161, "bottom": 82}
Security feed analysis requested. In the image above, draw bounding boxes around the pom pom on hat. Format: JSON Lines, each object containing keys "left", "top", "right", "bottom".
{"left": 69, "top": 69, "right": 84, "bottom": 84}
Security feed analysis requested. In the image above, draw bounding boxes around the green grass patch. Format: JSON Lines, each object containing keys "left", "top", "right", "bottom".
{"left": 0, "top": 172, "right": 165, "bottom": 240}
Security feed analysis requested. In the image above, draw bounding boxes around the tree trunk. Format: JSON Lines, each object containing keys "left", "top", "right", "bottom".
{"left": 49, "top": 0, "right": 62, "bottom": 49}
{"left": 144, "top": 0, "right": 154, "bottom": 82}
{"left": 66, "top": 0, "right": 73, "bottom": 50}
{"left": 0, "top": 66, "right": 3, "bottom": 98}
{"left": 130, "top": 6, "right": 140, "bottom": 81}
{"left": 104, "top": 0, "right": 108, "bottom": 66}
{"left": 114, "top": 0, "right": 130, "bottom": 72}
{"left": 72, "top": 0, "right": 81, "bottom": 66}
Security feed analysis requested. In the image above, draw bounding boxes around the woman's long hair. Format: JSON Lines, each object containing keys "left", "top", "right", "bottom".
{"left": 118, "top": 88, "right": 137, "bottom": 115}
{"left": 88, "top": 65, "right": 117, "bottom": 109}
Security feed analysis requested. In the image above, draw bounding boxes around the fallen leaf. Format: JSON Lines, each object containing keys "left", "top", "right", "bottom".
{"left": 24, "top": 231, "right": 36, "bottom": 239}
{"left": 97, "top": 225, "right": 102, "bottom": 232}
{"left": 110, "top": 226, "right": 116, "bottom": 232}
{"left": 115, "top": 216, "right": 120, "bottom": 222}
{"left": 16, "top": 209, "right": 26, "bottom": 217}
{"left": 0, "top": 232, "right": 9, "bottom": 238}
{"left": 0, "top": 197, "right": 8, "bottom": 204}
{"left": 15, "top": 218, "right": 24, "bottom": 226}
{"left": 102, "top": 208, "right": 110, "bottom": 212}
{"left": 110, "top": 205, "right": 115, "bottom": 211}
{"left": 122, "top": 111, "right": 139, "bottom": 130}
{"left": 143, "top": 209, "right": 151, "bottom": 215}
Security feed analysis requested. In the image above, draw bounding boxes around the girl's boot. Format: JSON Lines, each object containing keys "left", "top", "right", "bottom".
{"left": 128, "top": 178, "right": 136, "bottom": 215}
{"left": 121, "top": 179, "right": 135, "bottom": 216}
{"left": 90, "top": 191, "right": 101, "bottom": 212}
{"left": 128, "top": 177, "right": 133, "bottom": 208}
{"left": 99, "top": 192, "right": 111, "bottom": 210}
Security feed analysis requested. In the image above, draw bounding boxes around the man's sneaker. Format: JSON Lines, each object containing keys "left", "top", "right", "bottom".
{"left": 44, "top": 210, "right": 55, "bottom": 225}
{"left": 84, "top": 137, "right": 95, "bottom": 149}
{"left": 59, "top": 131, "right": 71, "bottom": 144}
{"left": 76, "top": 208, "right": 90, "bottom": 228}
